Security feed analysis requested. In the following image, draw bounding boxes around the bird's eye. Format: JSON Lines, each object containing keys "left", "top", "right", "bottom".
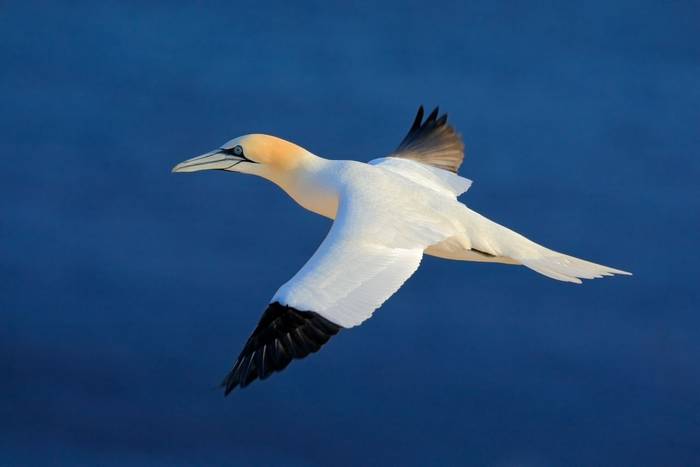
{"left": 233, "top": 145, "right": 243, "bottom": 156}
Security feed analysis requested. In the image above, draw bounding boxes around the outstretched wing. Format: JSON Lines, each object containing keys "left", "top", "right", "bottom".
{"left": 389, "top": 105, "right": 465, "bottom": 174}
{"left": 222, "top": 173, "right": 456, "bottom": 394}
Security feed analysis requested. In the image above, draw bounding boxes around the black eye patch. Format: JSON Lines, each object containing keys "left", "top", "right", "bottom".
{"left": 222, "top": 145, "right": 244, "bottom": 157}
{"left": 220, "top": 145, "right": 257, "bottom": 163}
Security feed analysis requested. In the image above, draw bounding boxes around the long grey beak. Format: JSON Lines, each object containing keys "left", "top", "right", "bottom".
{"left": 171, "top": 149, "right": 244, "bottom": 173}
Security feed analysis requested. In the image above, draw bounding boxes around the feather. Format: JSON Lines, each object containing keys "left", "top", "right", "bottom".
{"left": 390, "top": 105, "right": 465, "bottom": 173}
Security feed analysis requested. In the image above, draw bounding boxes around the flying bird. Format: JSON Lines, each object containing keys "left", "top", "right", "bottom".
{"left": 172, "top": 106, "right": 630, "bottom": 395}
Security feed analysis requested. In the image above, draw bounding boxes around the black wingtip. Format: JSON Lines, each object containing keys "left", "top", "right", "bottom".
{"left": 409, "top": 105, "right": 445, "bottom": 131}
{"left": 220, "top": 302, "right": 342, "bottom": 395}
{"left": 411, "top": 105, "right": 425, "bottom": 133}
{"left": 222, "top": 370, "right": 237, "bottom": 396}
{"left": 392, "top": 105, "right": 464, "bottom": 173}
{"left": 426, "top": 106, "right": 439, "bottom": 123}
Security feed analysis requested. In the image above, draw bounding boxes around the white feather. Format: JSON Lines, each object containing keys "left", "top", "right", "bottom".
{"left": 272, "top": 156, "right": 629, "bottom": 329}
{"left": 369, "top": 157, "right": 472, "bottom": 197}
{"left": 456, "top": 207, "right": 632, "bottom": 283}
{"left": 273, "top": 162, "right": 459, "bottom": 327}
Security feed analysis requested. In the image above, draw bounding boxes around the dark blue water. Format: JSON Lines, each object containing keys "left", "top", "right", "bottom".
{"left": 2, "top": 1, "right": 698, "bottom": 465}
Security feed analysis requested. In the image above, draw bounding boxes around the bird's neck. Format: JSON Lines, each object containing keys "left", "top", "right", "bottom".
{"left": 266, "top": 152, "right": 339, "bottom": 219}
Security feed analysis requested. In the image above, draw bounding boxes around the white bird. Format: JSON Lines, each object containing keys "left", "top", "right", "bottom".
{"left": 172, "top": 106, "right": 630, "bottom": 395}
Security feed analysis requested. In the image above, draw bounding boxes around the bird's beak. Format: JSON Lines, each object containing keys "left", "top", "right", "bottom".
{"left": 171, "top": 149, "right": 244, "bottom": 173}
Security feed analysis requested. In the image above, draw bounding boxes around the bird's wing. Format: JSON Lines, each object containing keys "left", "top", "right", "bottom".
{"left": 369, "top": 157, "right": 472, "bottom": 197}
{"left": 384, "top": 105, "right": 465, "bottom": 174}
{"left": 272, "top": 176, "right": 455, "bottom": 328}
{"left": 222, "top": 175, "right": 455, "bottom": 394}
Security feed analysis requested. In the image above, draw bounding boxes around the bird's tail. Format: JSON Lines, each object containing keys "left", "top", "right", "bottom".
{"left": 460, "top": 208, "right": 632, "bottom": 284}
{"left": 517, "top": 249, "right": 631, "bottom": 284}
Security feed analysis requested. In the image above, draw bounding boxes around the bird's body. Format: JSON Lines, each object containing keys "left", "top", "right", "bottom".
{"left": 173, "top": 107, "right": 630, "bottom": 394}
{"left": 279, "top": 157, "right": 518, "bottom": 265}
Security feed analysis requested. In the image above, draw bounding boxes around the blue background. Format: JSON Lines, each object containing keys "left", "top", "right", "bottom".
{"left": 2, "top": 1, "right": 698, "bottom": 466}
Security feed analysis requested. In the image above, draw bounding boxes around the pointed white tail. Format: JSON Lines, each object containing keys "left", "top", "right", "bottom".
{"left": 459, "top": 207, "right": 632, "bottom": 284}
{"left": 520, "top": 250, "right": 631, "bottom": 284}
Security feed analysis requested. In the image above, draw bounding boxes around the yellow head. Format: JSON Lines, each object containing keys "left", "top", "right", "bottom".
{"left": 172, "top": 134, "right": 311, "bottom": 178}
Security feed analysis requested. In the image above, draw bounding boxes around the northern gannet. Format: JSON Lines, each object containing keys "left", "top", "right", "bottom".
{"left": 172, "top": 106, "right": 631, "bottom": 395}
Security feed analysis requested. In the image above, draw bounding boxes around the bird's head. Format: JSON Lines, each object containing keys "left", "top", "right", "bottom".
{"left": 172, "top": 134, "right": 310, "bottom": 180}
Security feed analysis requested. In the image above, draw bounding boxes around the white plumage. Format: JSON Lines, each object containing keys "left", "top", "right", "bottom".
{"left": 172, "top": 106, "right": 630, "bottom": 394}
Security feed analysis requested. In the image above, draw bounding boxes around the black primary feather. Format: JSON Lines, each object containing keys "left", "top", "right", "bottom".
{"left": 221, "top": 302, "right": 342, "bottom": 395}
{"left": 391, "top": 105, "right": 465, "bottom": 173}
